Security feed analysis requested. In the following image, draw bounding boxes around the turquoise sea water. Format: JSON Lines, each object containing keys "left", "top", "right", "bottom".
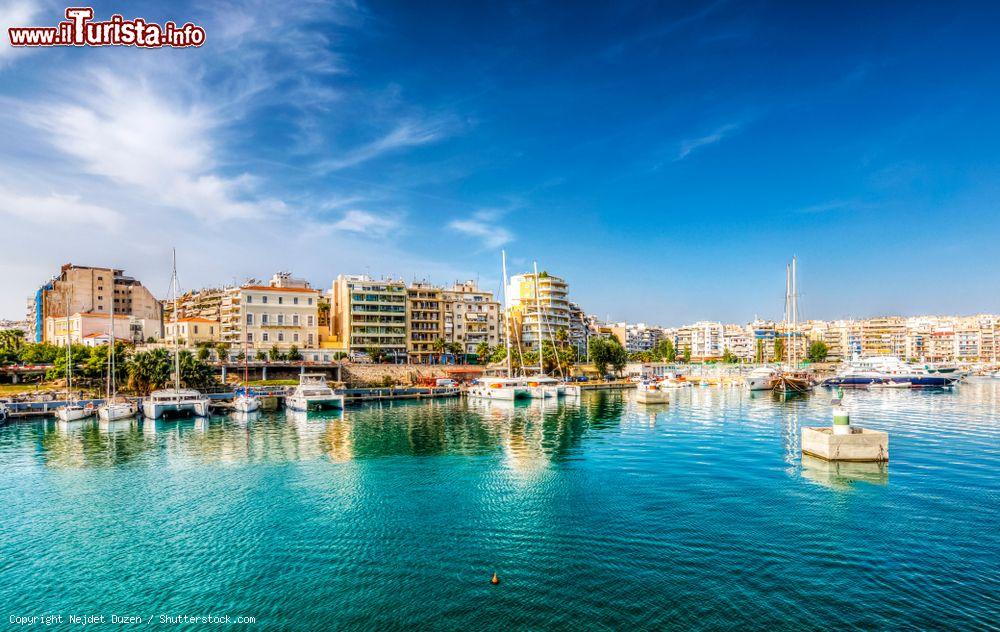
{"left": 1, "top": 383, "right": 998, "bottom": 629}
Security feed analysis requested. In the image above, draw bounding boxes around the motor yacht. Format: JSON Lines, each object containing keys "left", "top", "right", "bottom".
{"left": 285, "top": 374, "right": 344, "bottom": 411}
{"left": 821, "top": 356, "right": 960, "bottom": 388}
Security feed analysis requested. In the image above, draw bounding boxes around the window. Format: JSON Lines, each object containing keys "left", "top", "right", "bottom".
{"left": 193, "top": 325, "right": 199, "bottom": 334}
{"left": 277, "top": 314, "right": 284, "bottom": 325}
{"left": 261, "top": 314, "right": 269, "bottom": 325}
{"left": 247, "top": 333, "right": 253, "bottom": 342}
{"left": 262, "top": 296, "right": 268, "bottom": 304}
{"left": 293, "top": 297, "right": 299, "bottom": 305}
{"left": 308, "top": 334, "right": 314, "bottom": 346}
{"left": 278, "top": 333, "right": 284, "bottom": 342}
{"left": 293, "top": 333, "right": 299, "bottom": 342}
{"left": 278, "top": 296, "right": 283, "bottom": 305}
{"left": 308, "top": 298, "right": 313, "bottom": 305}
{"left": 307, "top": 315, "right": 314, "bottom": 327}
{"left": 262, "top": 332, "right": 269, "bottom": 342}
{"left": 246, "top": 313, "right": 254, "bottom": 325}
{"left": 293, "top": 314, "right": 299, "bottom": 326}
{"left": 246, "top": 295, "right": 252, "bottom": 303}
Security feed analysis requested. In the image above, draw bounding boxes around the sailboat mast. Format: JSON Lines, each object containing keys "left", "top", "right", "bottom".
{"left": 172, "top": 248, "right": 180, "bottom": 391}
{"left": 533, "top": 261, "right": 544, "bottom": 376}
{"left": 792, "top": 256, "right": 798, "bottom": 367}
{"left": 501, "top": 250, "right": 512, "bottom": 379}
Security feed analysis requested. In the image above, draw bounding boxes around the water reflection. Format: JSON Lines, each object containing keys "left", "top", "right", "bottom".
{"left": 800, "top": 454, "right": 889, "bottom": 490}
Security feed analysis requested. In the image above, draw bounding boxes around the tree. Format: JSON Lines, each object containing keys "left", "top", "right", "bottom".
{"left": 446, "top": 342, "right": 464, "bottom": 364}
{"left": 255, "top": 350, "right": 267, "bottom": 362}
{"left": 721, "top": 347, "right": 739, "bottom": 364}
{"left": 268, "top": 345, "right": 283, "bottom": 362}
{"left": 215, "top": 342, "right": 231, "bottom": 362}
{"left": 755, "top": 339, "right": 765, "bottom": 364}
{"left": 366, "top": 346, "right": 388, "bottom": 363}
{"left": 126, "top": 348, "right": 173, "bottom": 394}
{"left": 196, "top": 344, "right": 211, "bottom": 362}
{"left": 432, "top": 338, "right": 447, "bottom": 364}
{"left": 589, "top": 337, "right": 628, "bottom": 378}
{"left": 652, "top": 338, "right": 676, "bottom": 362}
{"left": 773, "top": 338, "right": 785, "bottom": 362}
{"left": 287, "top": 345, "right": 303, "bottom": 361}
{"left": 475, "top": 341, "right": 491, "bottom": 364}
{"left": 18, "top": 342, "right": 61, "bottom": 364}
{"left": 807, "top": 340, "right": 829, "bottom": 363}
{"left": 0, "top": 329, "right": 25, "bottom": 357}
{"left": 682, "top": 346, "right": 692, "bottom": 363}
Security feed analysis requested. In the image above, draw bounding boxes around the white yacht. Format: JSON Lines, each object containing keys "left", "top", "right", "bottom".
{"left": 99, "top": 399, "right": 137, "bottom": 422}
{"left": 56, "top": 401, "right": 96, "bottom": 422}
{"left": 286, "top": 374, "right": 344, "bottom": 411}
{"left": 745, "top": 366, "right": 778, "bottom": 391}
{"left": 636, "top": 381, "right": 669, "bottom": 404}
{"left": 821, "top": 356, "right": 960, "bottom": 388}
{"left": 468, "top": 377, "right": 531, "bottom": 401}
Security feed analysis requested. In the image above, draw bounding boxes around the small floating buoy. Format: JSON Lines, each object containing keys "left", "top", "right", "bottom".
{"left": 491, "top": 572, "right": 500, "bottom": 585}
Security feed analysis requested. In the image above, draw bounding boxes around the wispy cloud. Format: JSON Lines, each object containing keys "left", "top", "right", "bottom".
{"left": 316, "top": 120, "right": 446, "bottom": 172}
{"left": 0, "top": 0, "right": 42, "bottom": 68}
{"left": 326, "top": 209, "right": 401, "bottom": 236}
{"left": 675, "top": 123, "right": 740, "bottom": 161}
{"left": 449, "top": 209, "right": 513, "bottom": 249}
{"left": 0, "top": 187, "right": 123, "bottom": 230}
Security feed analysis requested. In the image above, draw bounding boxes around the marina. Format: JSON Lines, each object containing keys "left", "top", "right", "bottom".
{"left": 1, "top": 381, "right": 996, "bottom": 628}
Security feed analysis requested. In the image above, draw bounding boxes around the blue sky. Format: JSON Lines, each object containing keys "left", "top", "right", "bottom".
{"left": 2, "top": 0, "right": 999, "bottom": 324}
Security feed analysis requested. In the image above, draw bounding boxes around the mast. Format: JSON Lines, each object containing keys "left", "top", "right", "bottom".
{"left": 171, "top": 248, "right": 180, "bottom": 391}
{"left": 501, "top": 250, "right": 512, "bottom": 379}
{"left": 532, "top": 261, "right": 544, "bottom": 376}
{"left": 792, "top": 256, "right": 798, "bottom": 367}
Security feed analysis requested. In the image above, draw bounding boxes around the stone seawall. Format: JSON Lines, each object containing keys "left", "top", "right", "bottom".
{"left": 342, "top": 364, "right": 451, "bottom": 387}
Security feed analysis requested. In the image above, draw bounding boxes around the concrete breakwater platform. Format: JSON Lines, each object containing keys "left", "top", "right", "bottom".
{"left": 802, "top": 426, "right": 889, "bottom": 462}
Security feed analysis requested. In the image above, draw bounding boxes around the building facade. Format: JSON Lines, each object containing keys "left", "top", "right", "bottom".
{"left": 441, "top": 281, "right": 501, "bottom": 359}
{"left": 406, "top": 282, "right": 445, "bottom": 363}
{"left": 28, "top": 264, "right": 162, "bottom": 343}
{"left": 331, "top": 275, "right": 407, "bottom": 360}
{"left": 506, "top": 271, "right": 572, "bottom": 348}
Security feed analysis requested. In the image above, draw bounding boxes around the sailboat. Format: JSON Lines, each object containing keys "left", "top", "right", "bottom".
{"left": 98, "top": 309, "right": 137, "bottom": 421}
{"left": 468, "top": 250, "right": 530, "bottom": 401}
{"left": 773, "top": 256, "right": 813, "bottom": 395}
{"left": 232, "top": 328, "right": 260, "bottom": 413}
{"left": 142, "top": 250, "right": 211, "bottom": 419}
{"left": 55, "top": 292, "right": 95, "bottom": 422}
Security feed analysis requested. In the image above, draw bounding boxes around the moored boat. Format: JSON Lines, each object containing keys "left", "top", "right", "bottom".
{"left": 468, "top": 377, "right": 531, "bottom": 401}
{"left": 636, "top": 381, "right": 670, "bottom": 404}
{"left": 745, "top": 366, "right": 777, "bottom": 391}
{"left": 285, "top": 374, "right": 344, "bottom": 411}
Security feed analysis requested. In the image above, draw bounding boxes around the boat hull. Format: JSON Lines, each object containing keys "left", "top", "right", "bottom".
{"left": 55, "top": 405, "right": 95, "bottom": 422}
{"left": 142, "top": 401, "right": 210, "bottom": 419}
{"left": 286, "top": 396, "right": 344, "bottom": 411}
{"left": 98, "top": 402, "right": 137, "bottom": 422}
{"left": 822, "top": 376, "right": 957, "bottom": 388}
{"left": 232, "top": 396, "right": 260, "bottom": 413}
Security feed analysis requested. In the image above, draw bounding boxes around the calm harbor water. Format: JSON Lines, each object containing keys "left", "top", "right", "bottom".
{"left": 2, "top": 383, "right": 998, "bottom": 629}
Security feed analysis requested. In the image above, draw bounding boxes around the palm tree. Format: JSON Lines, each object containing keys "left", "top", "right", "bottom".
{"left": 0, "top": 329, "right": 25, "bottom": 354}
{"left": 475, "top": 341, "right": 490, "bottom": 365}
{"left": 447, "top": 342, "right": 464, "bottom": 364}
{"left": 432, "top": 337, "right": 447, "bottom": 364}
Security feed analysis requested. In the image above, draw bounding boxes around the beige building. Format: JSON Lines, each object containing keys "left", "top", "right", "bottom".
{"left": 330, "top": 275, "right": 407, "bottom": 360}
{"left": 406, "top": 282, "right": 445, "bottom": 363}
{"left": 29, "top": 264, "right": 162, "bottom": 343}
{"left": 45, "top": 312, "right": 158, "bottom": 347}
{"left": 219, "top": 274, "right": 320, "bottom": 352}
{"left": 164, "top": 317, "right": 221, "bottom": 347}
{"left": 507, "top": 271, "right": 572, "bottom": 348}
{"left": 442, "top": 281, "right": 501, "bottom": 358}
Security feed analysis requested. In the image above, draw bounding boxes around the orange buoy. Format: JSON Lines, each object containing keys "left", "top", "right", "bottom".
{"left": 491, "top": 572, "right": 500, "bottom": 585}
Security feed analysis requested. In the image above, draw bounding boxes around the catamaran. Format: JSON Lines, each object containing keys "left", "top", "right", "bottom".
{"left": 285, "top": 373, "right": 344, "bottom": 411}
{"left": 142, "top": 250, "right": 211, "bottom": 419}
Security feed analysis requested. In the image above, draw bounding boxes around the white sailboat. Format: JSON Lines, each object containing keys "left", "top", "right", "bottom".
{"left": 232, "top": 330, "right": 260, "bottom": 413}
{"left": 773, "top": 256, "right": 813, "bottom": 394}
{"left": 142, "top": 250, "right": 211, "bottom": 419}
{"left": 468, "top": 250, "right": 530, "bottom": 401}
{"left": 98, "top": 307, "right": 137, "bottom": 422}
{"left": 55, "top": 288, "right": 95, "bottom": 423}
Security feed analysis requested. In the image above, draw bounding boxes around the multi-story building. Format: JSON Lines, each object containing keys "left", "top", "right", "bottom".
{"left": 164, "top": 317, "right": 221, "bottom": 347}
{"left": 330, "top": 275, "right": 407, "bottom": 360}
{"left": 723, "top": 324, "right": 753, "bottom": 360}
{"left": 218, "top": 273, "right": 320, "bottom": 352}
{"left": 860, "top": 317, "right": 908, "bottom": 357}
{"left": 567, "top": 302, "right": 589, "bottom": 356}
{"left": 28, "top": 264, "right": 162, "bottom": 343}
{"left": 612, "top": 322, "right": 663, "bottom": 353}
{"left": 45, "top": 312, "right": 157, "bottom": 347}
{"left": 507, "top": 271, "right": 572, "bottom": 348}
{"left": 406, "top": 282, "right": 445, "bottom": 363}
{"left": 163, "top": 287, "right": 226, "bottom": 323}
{"left": 442, "top": 281, "right": 501, "bottom": 359}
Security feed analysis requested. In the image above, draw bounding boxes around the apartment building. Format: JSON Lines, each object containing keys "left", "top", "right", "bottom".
{"left": 860, "top": 317, "right": 908, "bottom": 357}
{"left": 612, "top": 322, "right": 663, "bottom": 353}
{"left": 163, "top": 287, "right": 226, "bottom": 323}
{"left": 45, "top": 312, "right": 159, "bottom": 347}
{"left": 28, "top": 264, "right": 162, "bottom": 343}
{"left": 507, "top": 271, "right": 572, "bottom": 347}
{"left": 406, "top": 282, "right": 444, "bottom": 363}
{"left": 164, "top": 317, "right": 221, "bottom": 347}
{"left": 442, "top": 281, "right": 501, "bottom": 358}
{"left": 331, "top": 275, "right": 407, "bottom": 360}
{"left": 219, "top": 273, "right": 320, "bottom": 352}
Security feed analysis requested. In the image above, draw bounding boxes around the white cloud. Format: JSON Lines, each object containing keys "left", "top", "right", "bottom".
{"left": 449, "top": 209, "right": 513, "bottom": 249}
{"left": 0, "top": 187, "right": 123, "bottom": 230}
{"left": 676, "top": 123, "right": 740, "bottom": 161}
{"left": 317, "top": 121, "right": 445, "bottom": 172}
{"left": 0, "top": 0, "right": 42, "bottom": 68}
{"left": 327, "top": 209, "right": 400, "bottom": 236}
